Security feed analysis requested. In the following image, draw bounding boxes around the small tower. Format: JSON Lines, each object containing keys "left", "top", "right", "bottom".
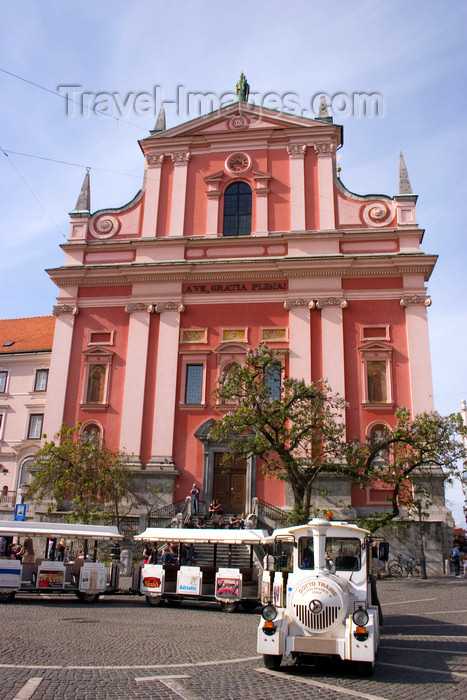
{"left": 150, "top": 106, "right": 166, "bottom": 135}
{"left": 67, "top": 170, "right": 91, "bottom": 242}
{"left": 398, "top": 152, "right": 413, "bottom": 194}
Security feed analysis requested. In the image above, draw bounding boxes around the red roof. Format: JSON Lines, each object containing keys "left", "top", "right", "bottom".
{"left": 0, "top": 316, "right": 55, "bottom": 353}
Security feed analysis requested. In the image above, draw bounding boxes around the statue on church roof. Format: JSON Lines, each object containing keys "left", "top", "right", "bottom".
{"left": 236, "top": 72, "right": 250, "bottom": 103}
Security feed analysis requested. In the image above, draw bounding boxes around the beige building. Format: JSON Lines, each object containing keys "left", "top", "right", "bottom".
{"left": 0, "top": 317, "right": 55, "bottom": 517}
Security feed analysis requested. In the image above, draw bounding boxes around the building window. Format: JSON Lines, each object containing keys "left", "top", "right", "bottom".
{"left": 185, "top": 365, "right": 203, "bottom": 404}
{"left": 0, "top": 411, "right": 5, "bottom": 440}
{"left": 265, "top": 364, "right": 281, "bottom": 401}
{"left": 179, "top": 352, "right": 208, "bottom": 406}
{"left": 223, "top": 182, "right": 252, "bottom": 236}
{"left": 0, "top": 371, "right": 9, "bottom": 393}
{"left": 28, "top": 414, "right": 43, "bottom": 439}
{"left": 34, "top": 369, "right": 49, "bottom": 392}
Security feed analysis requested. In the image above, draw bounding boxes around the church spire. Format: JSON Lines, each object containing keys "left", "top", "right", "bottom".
{"left": 150, "top": 106, "right": 166, "bottom": 134}
{"left": 398, "top": 152, "right": 413, "bottom": 194}
{"left": 70, "top": 169, "right": 90, "bottom": 216}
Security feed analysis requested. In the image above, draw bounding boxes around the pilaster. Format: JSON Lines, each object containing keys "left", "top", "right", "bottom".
{"left": 286, "top": 144, "right": 307, "bottom": 232}
{"left": 400, "top": 295, "right": 434, "bottom": 414}
{"left": 284, "top": 298, "right": 311, "bottom": 383}
{"left": 148, "top": 301, "right": 185, "bottom": 468}
{"left": 119, "top": 303, "right": 154, "bottom": 465}
{"left": 312, "top": 297, "right": 348, "bottom": 398}
{"left": 43, "top": 305, "right": 78, "bottom": 441}
{"left": 141, "top": 155, "right": 164, "bottom": 238}
{"left": 169, "top": 152, "right": 191, "bottom": 237}
{"left": 313, "top": 142, "right": 336, "bottom": 230}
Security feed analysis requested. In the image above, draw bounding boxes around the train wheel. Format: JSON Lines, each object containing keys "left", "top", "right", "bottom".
{"left": 221, "top": 601, "right": 239, "bottom": 613}
{"left": 263, "top": 654, "right": 282, "bottom": 670}
{"left": 145, "top": 595, "right": 163, "bottom": 606}
{"left": 356, "top": 661, "right": 374, "bottom": 676}
{"left": 79, "top": 593, "right": 100, "bottom": 604}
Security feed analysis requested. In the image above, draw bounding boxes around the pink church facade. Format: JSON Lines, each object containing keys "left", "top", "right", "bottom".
{"left": 44, "top": 101, "right": 439, "bottom": 521}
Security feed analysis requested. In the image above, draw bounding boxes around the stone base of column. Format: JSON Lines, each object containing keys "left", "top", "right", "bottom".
{"left": 146, "top": 456, "right": 178, "bottom": 471}
{"left": 125, "top": 456, "right": 143, "bottom": 470}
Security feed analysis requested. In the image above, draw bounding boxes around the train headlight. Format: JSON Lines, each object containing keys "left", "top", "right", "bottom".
{"left": 353, "top": 607, "right": 369, "bottom": 627}
{"left": 261, "top": 604, "right": 277, "bottom": 621}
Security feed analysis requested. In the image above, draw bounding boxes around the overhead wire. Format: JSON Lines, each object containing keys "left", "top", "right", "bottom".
{"left": 0, "top": 67, "right": 149, "bottom": 132}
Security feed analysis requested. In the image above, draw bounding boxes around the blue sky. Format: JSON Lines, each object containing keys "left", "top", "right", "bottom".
{"left": 1, "top": 2, "right": 465, "bottom": 524}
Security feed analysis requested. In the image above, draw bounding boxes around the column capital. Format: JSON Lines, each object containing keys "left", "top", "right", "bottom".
{"left": 400, "top": 295, "right": 432, "bottom": 307}
{"left": 155, "top": 301, "right": 185, "bottom": 313}
{"left": 53, "top": 304, "right": 79, "bottom": 316}
{"left": 286, "top": 144, "right": 307, "bottom": 159}
{"left": 284, "top": 298, "right": 312, "bottom": 310}
{"left": 125, "top": 302, "right": 154, "bottom": 314}
{"left": 147, "top": 154, "right": 165, "bottom": 167}
{"left": 171, "top": 151, "right": 191, "bottom": 166}
{"left": 311, "top": 297, "right": 348, "bottom": 310}
{"left": 313, "top": 142, "right": 336, "bottom": 157}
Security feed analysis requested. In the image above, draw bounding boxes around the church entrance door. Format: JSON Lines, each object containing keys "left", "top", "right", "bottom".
{"left": 213, "top": 453, "right": 246, "bottom": 513}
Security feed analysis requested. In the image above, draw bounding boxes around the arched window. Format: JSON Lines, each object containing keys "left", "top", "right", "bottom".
{"left": 367, "top": 423, "right": 390, "bottom": 463}
{"left": 223, "top": 182, "right": 252, "bottom": 236}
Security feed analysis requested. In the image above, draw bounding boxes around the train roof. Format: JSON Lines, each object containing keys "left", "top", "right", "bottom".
{"left": 0, "top": 520, "right": 123, "bottom": 540}
{"left": 135, "top": 527, "right": 268, "bottom": 545}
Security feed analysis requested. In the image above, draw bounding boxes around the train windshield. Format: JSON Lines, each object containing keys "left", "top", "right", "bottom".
{"left": 325, "top": 537, "right": 362, "bottom": 571}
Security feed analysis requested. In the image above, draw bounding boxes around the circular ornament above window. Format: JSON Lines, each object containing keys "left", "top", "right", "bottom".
{"left": 225, "top": 152, "right": 251, "bottom": 175}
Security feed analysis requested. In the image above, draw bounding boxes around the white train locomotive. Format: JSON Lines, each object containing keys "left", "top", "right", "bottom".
{"left": 258, "top": 519, "right": 381, "bottom": 675}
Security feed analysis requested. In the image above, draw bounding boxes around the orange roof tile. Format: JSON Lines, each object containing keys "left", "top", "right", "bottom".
{"left": 0, "top": 316, "right": 55, "bottom": 353}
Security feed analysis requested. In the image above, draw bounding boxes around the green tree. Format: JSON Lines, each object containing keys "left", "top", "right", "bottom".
{"left": 209, "top": 345, "right": 347, "bottom": 524}
{"left": 345, "top": 408, "right": 467, "bottom": 532}
{"left": 26, "top": 423, "right": 133, "bottom": 526}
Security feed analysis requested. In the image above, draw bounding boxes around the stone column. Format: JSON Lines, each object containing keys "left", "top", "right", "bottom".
{"left": 400, "top": 295, "right": 434, "bottom": 414}
{"left": 169, "top": 152, "right": 191, "bottom": 237}
{"left": 43, "top": 304, "right": 78, "bottom": 441}
{"left": 314, "top": 297, "right": 348, "bottom": 398}
{"left": 313, "top": 142, "right": 336, "bottom": 230}
{"left": 286, "top": 144, "right": 307, "bottom": 232}
{"left": 147, "top": 302, "right": 185, "bottom": 468}
{"left": 284, "top": 298, "right": 312, "bottom": 383}
{"left": 119, "top": 303, "right": 153, "bottom": 466}
{"left": 141, "top": 154, "right": 164, "bottom": 238}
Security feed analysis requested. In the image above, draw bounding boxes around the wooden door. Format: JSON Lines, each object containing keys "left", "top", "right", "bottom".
{"left": 213, "top": 453, "right": 246, "bottom": 513}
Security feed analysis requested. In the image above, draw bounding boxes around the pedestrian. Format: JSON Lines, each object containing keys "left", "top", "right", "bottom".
{"left": 142, "top": 542, "right": 152, "bottom": 564}
{"left": 190, "top": 483, "right": 200, "bottom": 515}
{"left": 56, "top": 538, "right": 66, "bottom": 562}
{"left": 452, "top": 541, "right": 461, "bottom": 577}
{"left": 228, "top": 514, "right": 239, "bottom": 529}
{"left": 19, "top": 535, "right": 35, "bottom": 563}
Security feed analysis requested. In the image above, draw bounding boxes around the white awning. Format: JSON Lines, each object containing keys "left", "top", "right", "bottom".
{"left": 0, "top": 520, "right": 123, "bottom": 540}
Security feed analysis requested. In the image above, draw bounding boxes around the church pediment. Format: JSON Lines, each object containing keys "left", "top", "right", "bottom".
{"left": 140, "top": 103, "right": 341, "bottom": 144}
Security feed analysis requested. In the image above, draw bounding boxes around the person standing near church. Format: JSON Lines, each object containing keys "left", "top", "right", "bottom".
{"left": 190, "top": 483, "right": 200, "bottom": 515}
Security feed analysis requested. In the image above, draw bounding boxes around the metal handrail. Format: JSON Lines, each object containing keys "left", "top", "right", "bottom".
{"left": 256, "top": 498, "right": 289, "bottom": 525}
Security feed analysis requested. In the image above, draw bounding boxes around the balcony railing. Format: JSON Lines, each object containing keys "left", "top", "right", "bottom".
{"left": 0, "top": 493, "right": 17, "bottom": 509}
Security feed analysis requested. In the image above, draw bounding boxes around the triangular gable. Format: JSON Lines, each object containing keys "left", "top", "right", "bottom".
{"left": 140, "top": 102, "right": 341, "bottom": 143}
{"left": 358, "top": 341, "right": 393, "bottom": 353}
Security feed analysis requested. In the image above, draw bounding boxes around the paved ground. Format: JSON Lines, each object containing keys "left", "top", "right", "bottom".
{"left": 0, "top": 576, "right": 465, "bottom": 699}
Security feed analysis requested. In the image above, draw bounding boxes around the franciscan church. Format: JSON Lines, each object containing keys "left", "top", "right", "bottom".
{"left": 38, "top": 75, "right": 452, "bottom": 563}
